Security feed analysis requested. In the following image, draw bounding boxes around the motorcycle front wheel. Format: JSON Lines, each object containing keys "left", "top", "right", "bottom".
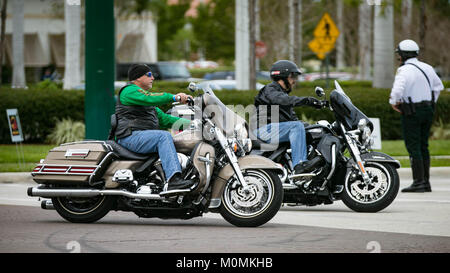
{"left": 341, "top": 162, "right": 399, "bottom": 212}
{"left": 219, "top": 169, "right": 283, "bottom": 227}
{"left": 52, "top": 195, "right": 116, "bottom": 223}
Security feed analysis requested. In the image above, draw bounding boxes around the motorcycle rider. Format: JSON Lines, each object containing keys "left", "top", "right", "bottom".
{"left": 114, "top": 64, "right": 195, "bottom": 193}
{"left": 253, "top": 60, "right": 323, "bottom": 174}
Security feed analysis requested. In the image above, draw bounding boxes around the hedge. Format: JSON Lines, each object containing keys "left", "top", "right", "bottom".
{"left": 1, "top": 82, "right": 449, "bottom": 143}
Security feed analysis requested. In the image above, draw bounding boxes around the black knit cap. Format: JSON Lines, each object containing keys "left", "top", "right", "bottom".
{"left": 128, "top": 64, "right": 151, "bottom": 81}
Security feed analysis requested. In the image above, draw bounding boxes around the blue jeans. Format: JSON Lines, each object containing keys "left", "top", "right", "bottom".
{"left": 254, "top": 121, "right": 307, "bottom": 166}
{"left": 117, "top": 130, "right": 181, "bottom": 181}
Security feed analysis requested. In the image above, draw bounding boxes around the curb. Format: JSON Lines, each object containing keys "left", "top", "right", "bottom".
{"left": 1, "top": 167, "right": 450, "bottom": 184}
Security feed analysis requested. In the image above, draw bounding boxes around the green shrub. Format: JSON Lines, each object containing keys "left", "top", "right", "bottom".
{"left": 46, "top": 118, "right": 85, "bottom": 145}
{"left": 0, "top": 87, "right": 84, "bottom": 143}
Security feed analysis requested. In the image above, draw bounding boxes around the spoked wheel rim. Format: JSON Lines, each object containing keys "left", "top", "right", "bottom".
{"left": 56, "top": 196, "right": 106, "bottom": 215}
{"left": 345, "top": 162, "right": 391, "bottom": 204}
{"left": 223, "top": 170, "right": 274, "bottom": 218}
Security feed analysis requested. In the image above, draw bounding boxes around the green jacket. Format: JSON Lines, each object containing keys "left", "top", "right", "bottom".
{"left": 119, "top": 84, "right": 191, "bottom": 130}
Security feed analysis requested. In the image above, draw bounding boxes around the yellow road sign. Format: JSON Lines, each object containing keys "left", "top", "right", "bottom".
{"left": 313, "top": 12, "right": 340, "bottom": 40}
{"left": 309, "top": 13, "right": 340, "bottom": 59}
{"left": 308, "top": 38, "right": 335, "bottom": 60}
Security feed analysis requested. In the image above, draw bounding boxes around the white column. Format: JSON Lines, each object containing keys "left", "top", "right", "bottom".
{"left": 12, "top": 0, "right": 26, "bottom": 89}
{"left": 235, "top": 0, "right": 250, "bottom": 90}
{"left": 373, "top": 0, "right": 394, "bottom": 89}
{"left": 63, "top": 1, "right": 81, "bottom": 89}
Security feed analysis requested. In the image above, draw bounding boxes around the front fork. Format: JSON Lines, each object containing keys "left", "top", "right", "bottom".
{"left": 340, "top": 124, "right": 371, "bottom": 184}
{"left": 208, "top": 121, "right": 250, "bottom": 191}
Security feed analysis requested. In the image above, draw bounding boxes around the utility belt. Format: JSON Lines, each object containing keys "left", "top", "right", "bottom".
{"left": 399, "top": 97, "right": 434, "bottom": 116}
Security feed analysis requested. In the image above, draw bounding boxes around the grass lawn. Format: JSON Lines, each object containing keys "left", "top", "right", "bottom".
{"left": 0, "top": 140, "right": 449, "bottom": 172}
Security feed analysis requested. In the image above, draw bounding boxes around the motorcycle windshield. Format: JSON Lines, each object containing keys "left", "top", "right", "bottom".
{"left": 201, "top": 84, "right": 247, "bottom": 137}
{"left": 330, "top": 81, "right": 373, "bottom": 132}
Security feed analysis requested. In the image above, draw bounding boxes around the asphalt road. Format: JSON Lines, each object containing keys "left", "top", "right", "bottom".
{"left": 0, "top": 168, "right": 449, "bottom": 253}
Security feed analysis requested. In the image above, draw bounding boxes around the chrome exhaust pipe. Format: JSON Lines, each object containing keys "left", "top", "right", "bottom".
{"left": 41, "top": 200, "right": 54, "bottom": 210}
{"left": 28, "top": 186, "right": 165, "bottom": 200}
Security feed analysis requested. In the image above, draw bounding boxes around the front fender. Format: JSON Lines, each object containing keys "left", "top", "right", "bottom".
{"left": 209, "top": 155, "right": 283, "bottom": 209}
{"left": 348, "top": 151, "right": 401, "bottom": 169}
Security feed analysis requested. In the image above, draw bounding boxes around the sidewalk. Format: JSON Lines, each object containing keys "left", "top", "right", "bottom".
{"left": 1, "top": 167, "right": 450, "bottom": 184}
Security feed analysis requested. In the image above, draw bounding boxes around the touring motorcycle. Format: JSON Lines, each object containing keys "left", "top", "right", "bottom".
{"left": 27, "top": 83, "right": 284, "bottom": 227}
{"left": 251, "top": 81, "right": 400, "bottom": 212}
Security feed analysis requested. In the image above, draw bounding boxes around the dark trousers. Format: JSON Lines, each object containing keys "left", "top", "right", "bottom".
{"left": 401, "top": 105, "right": 434, "bottom": 161}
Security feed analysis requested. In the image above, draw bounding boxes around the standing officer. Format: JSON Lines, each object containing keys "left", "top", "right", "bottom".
{"left": 389, "top": 39, "right": 444, "bottom": 193}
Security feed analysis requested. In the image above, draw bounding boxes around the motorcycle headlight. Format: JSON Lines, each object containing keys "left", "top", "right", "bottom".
{"left": 234, "top": 123, "right": 248, "bottom": 139}
{"left": 242, "top": 138, "right": 252, "bottom": 153}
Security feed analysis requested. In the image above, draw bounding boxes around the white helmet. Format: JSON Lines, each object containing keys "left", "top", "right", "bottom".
{"left": 396, "top": 39, "right": 419, "bottom": 59}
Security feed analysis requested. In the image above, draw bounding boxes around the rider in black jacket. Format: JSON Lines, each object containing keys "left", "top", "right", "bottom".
{"left": 253, "top": 60, "right": 322, "bottom": 174}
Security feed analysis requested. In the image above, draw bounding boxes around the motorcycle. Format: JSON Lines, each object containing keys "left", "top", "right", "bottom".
{"left": 250, "top": 81, "right": 400, "bottom": 212}
{"left": 27, "top": 83, "right": 284, "bottom": 227}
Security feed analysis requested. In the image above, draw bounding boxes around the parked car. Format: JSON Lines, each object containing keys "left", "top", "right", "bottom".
{"left": 116, "top": 62, "right": 201, "bottom": 82}
{"left": 301, "top": 72, "right": 355, "bottom": 82}
{"left": 203, "top": 71, "right": 271, "bottom": 81}
{"left": 197, "top": 80, "right": 265, "bottom": 91}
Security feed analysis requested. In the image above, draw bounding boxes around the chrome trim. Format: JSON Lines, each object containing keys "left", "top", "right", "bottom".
{"left": 29, "top": 186, "right": 165, "bottom": 200}
{"left": 320, "top": 144, "right": 336, "bottom": 190}
{"left": 89, "top": 152, "right": 116, "bottom": 185}
{"left": 208, "top": 198, "right": 221, "bottom": 209}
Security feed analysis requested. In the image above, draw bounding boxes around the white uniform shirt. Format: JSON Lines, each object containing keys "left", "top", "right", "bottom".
{"left": 389, "top": 58, "right": 444, "bottom": 105}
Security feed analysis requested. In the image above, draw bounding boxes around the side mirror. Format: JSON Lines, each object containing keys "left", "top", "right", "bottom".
{"left": 315, "top": 86, "right": 325, "bottom": 97}
{"left": 188, "top": 82, "right": 198, "bottom": 93}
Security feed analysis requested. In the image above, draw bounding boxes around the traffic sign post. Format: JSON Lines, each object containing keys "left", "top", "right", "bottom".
{"left": 308, "top": 13, "right": 340, "bottom": 88}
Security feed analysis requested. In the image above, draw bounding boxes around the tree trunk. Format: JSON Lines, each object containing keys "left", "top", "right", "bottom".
{"left": 373, "top": 0, "right": 394, "bottom": 89}
{"left": 249, "top": 0, "right": 256, "bottom": 90}
{"left": 336, "top": 0, "right": 345, "bottom": 69}
{"left": 12, "top": 0, "right": 26, "bottom": 89}
{"left": 419, "top": 0, "right": 426, "bottom": 53}
{"left": 289, "top": 0, "right": 302, "bottom": 66}
{"left": 0, "top": 0, "right": 7, "bottom": 84}
{"left": 358, "top": 1, "right": 372, "bottom": 80}
{"left": 63, "top": 1, "right": 81, "bottom": 90}
{"left": 402, "top": 0, "right": 413, "bottom": 37}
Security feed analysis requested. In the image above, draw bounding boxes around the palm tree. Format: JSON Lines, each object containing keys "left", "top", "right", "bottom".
{"left": 358, "top": 1, "right": 372, "bottom": 80}
{"left": 373, "top": 0, "right": 394, "bottom": 89}
{"left": 63, "top": 1, "right": 81, "bottom": 90}
{"left": 336, "top": 0, "right": 345, "bottom": 69}
{"left": 12, "top": 0, "right": 26, "bottom": 89}
{"left": 0, "top": 0, "right": 7, "bottom": 84}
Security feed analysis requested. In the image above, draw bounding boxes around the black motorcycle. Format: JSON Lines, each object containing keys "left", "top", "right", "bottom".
{"left": 250, "top": 81, "right": 400, "bottom": 212}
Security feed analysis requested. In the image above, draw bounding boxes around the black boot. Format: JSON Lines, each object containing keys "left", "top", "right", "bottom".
{"left": 294, "top": 157, "right": 322, "bottom": 174}
{"left": 402, "top": 158, "right": 427, "bottom": 193}
{"left": 167, "top": 173, "right": 195, "bottom": 191}
{"left": 423, "top": 158, "right": 432, "bottom": 192}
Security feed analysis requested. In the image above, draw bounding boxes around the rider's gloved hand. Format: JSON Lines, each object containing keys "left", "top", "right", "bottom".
{"left": 307, "top": 97, "right": 323, "bottom": 109}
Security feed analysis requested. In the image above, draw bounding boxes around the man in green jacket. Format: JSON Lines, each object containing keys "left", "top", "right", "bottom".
{"left": 114, "top": 64, "right": 194, "bottom": 194}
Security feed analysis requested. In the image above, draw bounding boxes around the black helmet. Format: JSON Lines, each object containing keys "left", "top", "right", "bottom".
{"left": 270, "top": 60, "right": 302, "bottom": 81}
{"left": 270, "top": 60, "right": 302, "bottom": 92}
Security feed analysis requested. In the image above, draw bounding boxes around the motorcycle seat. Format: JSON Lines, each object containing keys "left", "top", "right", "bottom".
{"left": 105, "top": 140, "right": 155, "bottom": 160}
{"left": 251, "top": 139, "right": 284, "bottom": 151}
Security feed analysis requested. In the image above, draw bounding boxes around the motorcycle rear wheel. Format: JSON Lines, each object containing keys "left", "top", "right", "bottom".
{"left": 52, "top": 195, "right": 115, "bottom": 223}
{"left": 219, "top": 169, "right": 283, "bottom": 227}
{"left": 341, "top": 162, "right": 399, "bottom": 212}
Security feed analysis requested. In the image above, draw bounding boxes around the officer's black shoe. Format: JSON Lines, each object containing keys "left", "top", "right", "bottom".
{"left": 401, "top": 181, "right": 428, "bottom": 193}
{"left": 167, "top": 173, "right": 195, "bottom": 191}
{"left": 402, "top": 158, "right": 427, "bottom": 193}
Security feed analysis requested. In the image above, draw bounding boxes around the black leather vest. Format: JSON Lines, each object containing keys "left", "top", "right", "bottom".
{"left": 114, "top": 84, "right": 159, "bottom": 139}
